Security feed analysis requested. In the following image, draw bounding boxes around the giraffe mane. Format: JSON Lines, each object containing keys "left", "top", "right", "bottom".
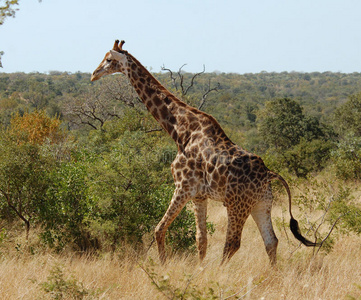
{"left": 126, "top": 51, "right": 171, "bottom": 96}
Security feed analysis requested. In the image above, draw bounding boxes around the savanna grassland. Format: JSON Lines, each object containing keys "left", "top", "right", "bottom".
{"left": 1, "top": 198, "right": 361, "bottom": 299}
{"left": 1, "top": 71, "right": 361, "bottom": 299}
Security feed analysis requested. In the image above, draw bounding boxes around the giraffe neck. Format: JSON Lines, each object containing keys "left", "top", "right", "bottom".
{"left": 124, "top": 53, "right": 230, "bottom": 150}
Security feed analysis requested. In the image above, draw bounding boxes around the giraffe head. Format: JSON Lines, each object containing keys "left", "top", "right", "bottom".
{"left": 91, "top": 40, "right": 128, "bottom": 81}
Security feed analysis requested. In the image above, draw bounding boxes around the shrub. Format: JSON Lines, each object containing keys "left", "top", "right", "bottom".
{"left": 39, "top": 265, "right": 92, "bottom": 300}
{"left": 331, "top": 134, "right": 361, "bottom": 180}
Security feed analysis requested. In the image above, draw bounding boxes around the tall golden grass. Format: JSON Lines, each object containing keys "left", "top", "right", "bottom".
{"left": 0, "top": 202, "right": 360, "bottom": 299}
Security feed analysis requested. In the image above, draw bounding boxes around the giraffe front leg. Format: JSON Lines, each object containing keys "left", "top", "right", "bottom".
{"left": 193, "top": 199, "right": 208, "bottom": 262}
{"left": 155, "top": 189, "right": 190, "bottom": 264}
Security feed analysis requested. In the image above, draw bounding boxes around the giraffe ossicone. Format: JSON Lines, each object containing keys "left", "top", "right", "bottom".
{"left": 91, "top": 40, "right": 319, "bottom": 265}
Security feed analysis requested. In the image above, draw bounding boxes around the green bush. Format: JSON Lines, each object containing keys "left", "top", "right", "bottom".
{"left": 86, "top": 127, "right": 207, "bottom": 252}
{"left": 289, "top": 178, "right": 361, "bottom": 253}
{"left": 283, "top": 138, "right": 334, "bottom": 177}
{"left": 331, "top": 134, "right": 361, "bottom": 180}
{"left": 39, "top": 265, "right": 92, "bottom": 300}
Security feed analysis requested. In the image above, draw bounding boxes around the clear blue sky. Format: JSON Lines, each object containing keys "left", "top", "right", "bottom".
{"left": 1, "top": 0, "right": 360, "bottom": 74}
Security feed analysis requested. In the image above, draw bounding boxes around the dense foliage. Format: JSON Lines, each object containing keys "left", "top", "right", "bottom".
{"left": 0, "top": 70, "right": 361, "bottom": 254}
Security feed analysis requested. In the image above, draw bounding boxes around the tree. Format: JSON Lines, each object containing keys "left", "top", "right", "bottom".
{"left": 330, "top": 93, "right": 361, "bottom": 180}
{"left": 283, "top": 138, "right": 334, "bottom": 177}
{"left": 334, "top": 92, "right": 361, "bottom": 137}
{"left": 63, "top": 76, "right": 140, "bottom": 131}
{"left": 41, "top": 159, "right": 96, "bottom": 251}
{"left": 0, "top": 135, "right": 53, "bottom": 239}
{"left": 0, "top": 0, "right": 19, "bottom": 26}
{"left": 161, "top": 64, "right": 220, "bottom": 110}
{"left": 258, "top": 98, "right": 307, "bottom": 150}
{"left": 258, "top": 98, "right": 331, "bottom": 177}
{"left": 0, "top": 0, "right": 42, "bottom": 67}
{"left": 0, "top": 0, "right": 19, "bottom": 67}
{"left": 9, "top": 110, "right": 64, "bottom": 144}
{"left": 85, "top": 114, "right": 203, "bottom": 252}
{"left": 331, "top": 133, "right": 361, "bottom": 180}
{"left": 0, "top": 110, "right": 63, "bottom": 239}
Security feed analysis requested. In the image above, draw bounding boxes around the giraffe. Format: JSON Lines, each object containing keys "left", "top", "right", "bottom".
{"left": 91, "top": 40, "right": 319, "bottom": 265}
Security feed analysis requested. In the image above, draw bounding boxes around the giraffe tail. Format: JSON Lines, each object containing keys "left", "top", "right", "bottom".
{"left": 268, "top": 171, "right": 320, "bottom": 247}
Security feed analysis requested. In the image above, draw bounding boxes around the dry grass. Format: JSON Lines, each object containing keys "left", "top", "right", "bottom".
{"left": 0, "top": 202, "right": 361, "bottom": 299}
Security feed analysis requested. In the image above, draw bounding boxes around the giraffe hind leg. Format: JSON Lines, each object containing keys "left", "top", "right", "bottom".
{"left": 221, "top": 205, "right": 248, "bottom": 265}
{"left": 251, "top": 187, "right": 278, "bottom": 265}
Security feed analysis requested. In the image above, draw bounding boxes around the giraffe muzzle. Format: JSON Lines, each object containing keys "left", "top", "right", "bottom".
{"left": 90, "top": 72, "right": 99, "bottom": 81}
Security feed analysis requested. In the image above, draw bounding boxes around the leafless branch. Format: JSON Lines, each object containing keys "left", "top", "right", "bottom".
{"left": 145, "top": 128, "right": 163, "bottom": 133}
{"left": 161, "top": 64, "right": 220, "bottom": 110}
{"left": 183, "top": 64, "right": 205, "bottom": 96}
{"left": 161, "top": 65, "right": 178, "bottom": 91}
{"left": 316, "top": 213, "right": 348, "bottom": 255}
{"left": 177, "top": 64, "right": 188, "bottom": 95}
{"left": 199, "top": 80, "right": 220, "bottom": 110}
{"left": 312, "top": 196, "right": 334, "bottom": 252}
{"left": 162, "top": 64, "right": 205, "bottom": 96}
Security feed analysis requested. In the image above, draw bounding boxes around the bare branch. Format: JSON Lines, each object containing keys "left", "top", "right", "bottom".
{"left": 183, "top": 65, "right": 205, "bottom": 96}
{"left": 145, "top": 128, "right": 163, "bottom": 133}
{"left": 161, "top": 65, "right": 178, "bottom": 91}
{"left": 63, "top": 76, "right": 140, "bottom": 130}
{"left": 311, "top": 195, "right": 334, "bottom": 253}
{"left": 177, "top": 64, "right": 187, "bottom": 95}
{"left": 316, "top": 213, "right": 348, "bottom": 255}
{"left": 199, "top": 80, "right": 220, "bottom": 110}
{"left": 161, "top": 64, "right": 220, "bottom": 111}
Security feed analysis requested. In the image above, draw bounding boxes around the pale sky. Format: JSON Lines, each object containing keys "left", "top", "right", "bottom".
{"left": 0, "top": 0, "right": 360, "bottom": 74}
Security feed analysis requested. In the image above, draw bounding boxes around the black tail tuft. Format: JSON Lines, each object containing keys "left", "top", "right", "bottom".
{"left": 290, "top": 218, "right": 319, "bottom": 247}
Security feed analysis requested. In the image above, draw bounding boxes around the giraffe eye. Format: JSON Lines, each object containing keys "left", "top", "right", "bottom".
{"left": 106, "top": 59, "right": 112, "bottom": 63}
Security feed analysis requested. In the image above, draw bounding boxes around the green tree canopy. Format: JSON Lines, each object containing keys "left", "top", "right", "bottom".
{"left": 0, "top": 0, "right": 42, "bottom": 67}
{"left": 0, "top": 0, "right": 19, "bottom": 67}
{"left": 258, "top": 98, "right": 308, "bottom": 150}
{"left": 334, "top": 92, "right": 361, "bottom": 137}
{"left": 258, "top": 98, "right": 332, "bottom": 177}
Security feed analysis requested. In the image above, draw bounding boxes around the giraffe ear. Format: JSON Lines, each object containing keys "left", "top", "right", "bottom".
{"left": 109, "top": 50, "right": 124, "bottom": 61}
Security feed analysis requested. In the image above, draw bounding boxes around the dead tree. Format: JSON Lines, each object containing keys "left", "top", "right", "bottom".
{"left": 63, "top": 77, "right": 140, "bottom": 130}
{"left": 161, "top": 64, "right": 220, "bottom": 110}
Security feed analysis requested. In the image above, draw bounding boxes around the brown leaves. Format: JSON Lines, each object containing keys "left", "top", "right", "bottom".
{"left": 9, "top": 110, "right": 64, "bottom": 145}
